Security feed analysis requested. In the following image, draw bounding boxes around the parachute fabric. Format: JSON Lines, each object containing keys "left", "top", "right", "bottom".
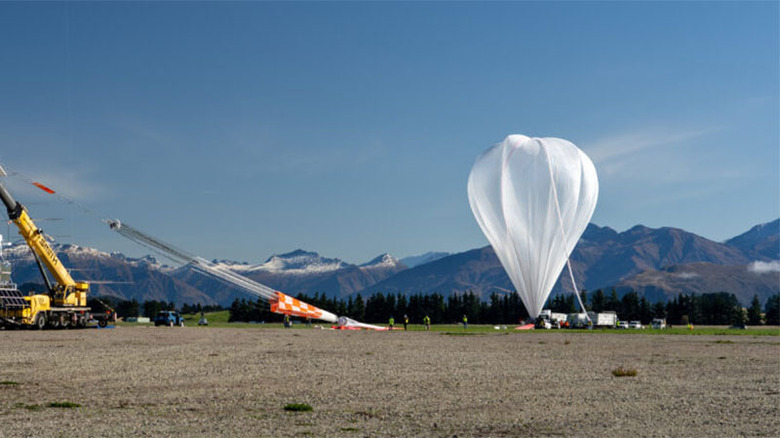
{"left": 467, "top": 135, "right": 598, "bottom": 318}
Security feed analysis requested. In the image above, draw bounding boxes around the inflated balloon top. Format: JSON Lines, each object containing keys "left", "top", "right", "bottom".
{"left": 467, "top": 135, "right": 599, "bottom": 318}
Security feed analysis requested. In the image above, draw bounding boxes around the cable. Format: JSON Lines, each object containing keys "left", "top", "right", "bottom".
{"left": 542, "top": 143, "right": 590, "bottom": 321}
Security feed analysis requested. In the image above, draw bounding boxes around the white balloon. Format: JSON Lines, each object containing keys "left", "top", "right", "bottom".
{"left": 468, "top": 135, "right": 599, "bottom": 318}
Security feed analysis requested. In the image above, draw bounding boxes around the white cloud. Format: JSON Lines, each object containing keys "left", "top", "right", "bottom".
{"left": 747, "top": 260, "right": 780, "bottom": 274}
{"left": 583, "top": 126, "right": 718, "bottom": 180}
{"left": 674, "top": 272, "right": 700, "bottom": 280}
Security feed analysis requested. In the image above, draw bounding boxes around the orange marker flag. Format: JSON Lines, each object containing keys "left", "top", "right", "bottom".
{"left": 32, "top": 182, "right": 55, "bottom": 194}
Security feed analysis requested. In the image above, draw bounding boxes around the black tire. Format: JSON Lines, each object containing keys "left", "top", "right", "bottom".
{"left": 98, "top": 319, "right": 107, "bottom": 328}
{"left": 33, "top": 313, "right": 46, "bottom": 330}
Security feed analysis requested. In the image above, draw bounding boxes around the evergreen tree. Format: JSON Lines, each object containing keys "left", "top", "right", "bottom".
{"left": 488, "top": 293, "right": 503, "bottom": 323}
{"left": 228, "top": 298, "right": 245, "bottom": 322}
{"left": 638, "top": 296, "right": 653, "bottom": 324}
{"left": 143, "top": 300, "right": 168, "bottom": 318}
{"left": 365, "top": 293, "right": 385, "bottom": 323}
{"left": 765, "top": 294, "right": 780, "bottom": 325}
{"left": 116, "top": 299, "right": 140, "bottom": 318}
{"left": 397, "top": 294, "right": 408, "bottom": 319}
{"left": 408, "top": 294, "right": 423, "bottom": 323}
{"left": 464, "top": 291, "right": 481, "bottom": 323}
{"left": 430, "top": 293, "right": 446, "bottom": 324}
{"left": 676, "top": 294, "right": 693, "bottom": 325}
{"left": 652, "top": 301, "right": 666, "bottom": 320}
{"left": 446, "top": 293, "right": 462, "bottom": 323}
{"left": 350, "top": 294, "right": 366, "bottom": 321}
{"left": 696, "top": 292, "right": 739, "bottom": 325}
{"left": 689, "top": 293, "right": 703, "bottom": 324}
{"left": 606, "top": 288, "right": 620, "bottom": 312}
{"left": 747, "top": 294, "right": 763, "bottom": 325}
{"left": 620, "top": 291, "right": 640, "bottom": 321}
{"left": 590, "top": 289, "right": 606, "bottom": 312}
{"left": 386, "top": 294, "right": 397, "bottom": 320}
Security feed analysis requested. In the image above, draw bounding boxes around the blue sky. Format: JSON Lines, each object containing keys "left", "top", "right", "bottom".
{"left": 0, "top": 1, "right": 777, "bottom": 264}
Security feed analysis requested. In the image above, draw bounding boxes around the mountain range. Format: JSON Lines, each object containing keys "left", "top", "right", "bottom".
{"left": 2, "top": 219, "right": 778, "bottom": 307}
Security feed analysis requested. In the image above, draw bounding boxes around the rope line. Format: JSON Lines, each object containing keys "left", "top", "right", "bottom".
{"left": 542, "top": 143, "right": 589, "bottom": 320}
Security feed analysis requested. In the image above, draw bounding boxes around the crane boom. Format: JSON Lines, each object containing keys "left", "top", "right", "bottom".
{"left": 0, "top": 181, "right": 88, "bottom": 306}
{"left": 105, "top": 219, "right": 338, "bottom": 323}
{"left": 0, "top": 173, "right": 114, "bottom": 329}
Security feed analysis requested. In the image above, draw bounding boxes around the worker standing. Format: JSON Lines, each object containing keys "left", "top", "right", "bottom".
{"left": 462, "top": 314, "right": 468, "bottom": 329}
{"left": 389, "top": 316, "right": 395, "bottom": 330}
{"left": 423, "top": 314, "right": 431, "bottom": 331}
{"left": 403, "top": 314, "right": 409, "bottom": 331}
{"left": 284, "top": 314, "right": 291, "bottom": 328}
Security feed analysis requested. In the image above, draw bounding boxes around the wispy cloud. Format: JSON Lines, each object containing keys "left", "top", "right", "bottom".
{"left": 223, "top": 124, "right": 388, "bottom": 176}
{"left": 583, "top": 126, "right": 719, "bottom": 180}
{"left": 674, "top": 272, "right": 700, "bottom": 280}
{"left": 747, "top": 260, "right": 780, "bottom": 274}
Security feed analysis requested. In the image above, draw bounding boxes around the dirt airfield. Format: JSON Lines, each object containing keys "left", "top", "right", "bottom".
{"left": 0, "top": 326, "right": 777, "bottom": 437}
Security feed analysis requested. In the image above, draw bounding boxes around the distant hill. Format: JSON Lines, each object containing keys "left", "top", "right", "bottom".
{"left": 615, "top": 261, "right": 780, "bottom": 306}
{"left": 400, "top": 252, "right": 451, "bottom": 268}
{"left": 354, "top": 221, "right": 778, "bottom": 305}
{"left": 3, "top": 219, "right": 777, "bottom": 307}
{"left": 725, "top": 219, "right": 780, "bottom": 260}
{"left": 570, "top": 223, "right": 753, "bottom": 292}
{"left": 4, "top": 244, "right": 217, "bottom": 305}
{"left": 165, "top": 249, "right": 407, "bottom": 303}
{"left": 361, "top": 246, "right": 512, "bottom": 297}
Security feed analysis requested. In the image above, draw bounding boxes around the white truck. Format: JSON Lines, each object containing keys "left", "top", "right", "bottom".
{"left": 651, "top": 318, "right": 666, "bottom": 329}
{"left": 588, "top": 311, "right": 618, "bottom": 328}
{"left": 538, "top": 309, "right": 568, "bottom": 329}
{"left": 567, "top": 312, "right": 589, "bottom": 328}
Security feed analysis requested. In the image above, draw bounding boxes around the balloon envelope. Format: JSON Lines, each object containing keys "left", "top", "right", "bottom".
{"left": 468, "top": 135, "right": 598, "bottom": 318}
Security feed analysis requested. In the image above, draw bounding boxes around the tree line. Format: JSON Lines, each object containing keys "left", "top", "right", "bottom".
{"left": 548, "top": 289, "right": 779, "bottom": 326}
{"left": 227, "top": 291, "right": 528, "bottom": 325}
{"left": 38, "top": 279, "right": 775, "bottom": 326}
{"left": 225, "top": 290, "right": 780, "bottom": 326}
{"left": 101, "top": 297, "right": 221, "bottom": 319}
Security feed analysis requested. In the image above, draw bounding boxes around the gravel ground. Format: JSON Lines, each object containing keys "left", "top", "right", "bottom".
{"left": 0, "top": 326, "right": 777, "bottom": 437}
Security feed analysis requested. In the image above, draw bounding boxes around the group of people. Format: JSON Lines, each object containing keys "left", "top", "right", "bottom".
{"left": 387, "top": 314, "right": 469, "bottom": 330}
{"left": 389, "top": 315, "right": 417, "bottom": 330}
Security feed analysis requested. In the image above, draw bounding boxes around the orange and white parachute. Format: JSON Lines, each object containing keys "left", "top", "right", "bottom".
{"left": 106, "top": 219, "right": 343, "bottom": 324}
{"left": 271, "top": 291, "right": 337, "bottom": 321}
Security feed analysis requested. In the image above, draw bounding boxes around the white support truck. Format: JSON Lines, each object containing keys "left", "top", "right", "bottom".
{"left": 538, "top": 309, "right": 568, "bottom": 328}
{"left": 588, "top": 311, "right": 618, "bottom": 328}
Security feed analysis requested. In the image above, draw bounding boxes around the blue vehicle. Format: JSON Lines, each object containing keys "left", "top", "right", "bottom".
{"left": 154, "top": 311, "right": 185, "bottom": 327}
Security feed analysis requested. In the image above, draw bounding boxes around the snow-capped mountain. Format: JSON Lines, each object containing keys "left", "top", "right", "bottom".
{"left": 214, "top": 249, "right": 349, "bottom": 275}
{"left": 170, "top": 250, "right": 408, "bottom": 304}
{"left": 3, "top": 219, "right": 777, "bottom": 307}
{"left": 3, "top": 242, "right": 216, "bottom": 305}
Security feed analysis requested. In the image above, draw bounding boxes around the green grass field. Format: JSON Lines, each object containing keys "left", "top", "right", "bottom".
{"left": 119, "top": 310, "right": 780, "bottom": 336}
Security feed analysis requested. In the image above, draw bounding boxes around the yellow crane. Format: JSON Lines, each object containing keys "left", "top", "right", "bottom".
{"left": 0, "top": 178, "right": 113, "bottom": 329}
